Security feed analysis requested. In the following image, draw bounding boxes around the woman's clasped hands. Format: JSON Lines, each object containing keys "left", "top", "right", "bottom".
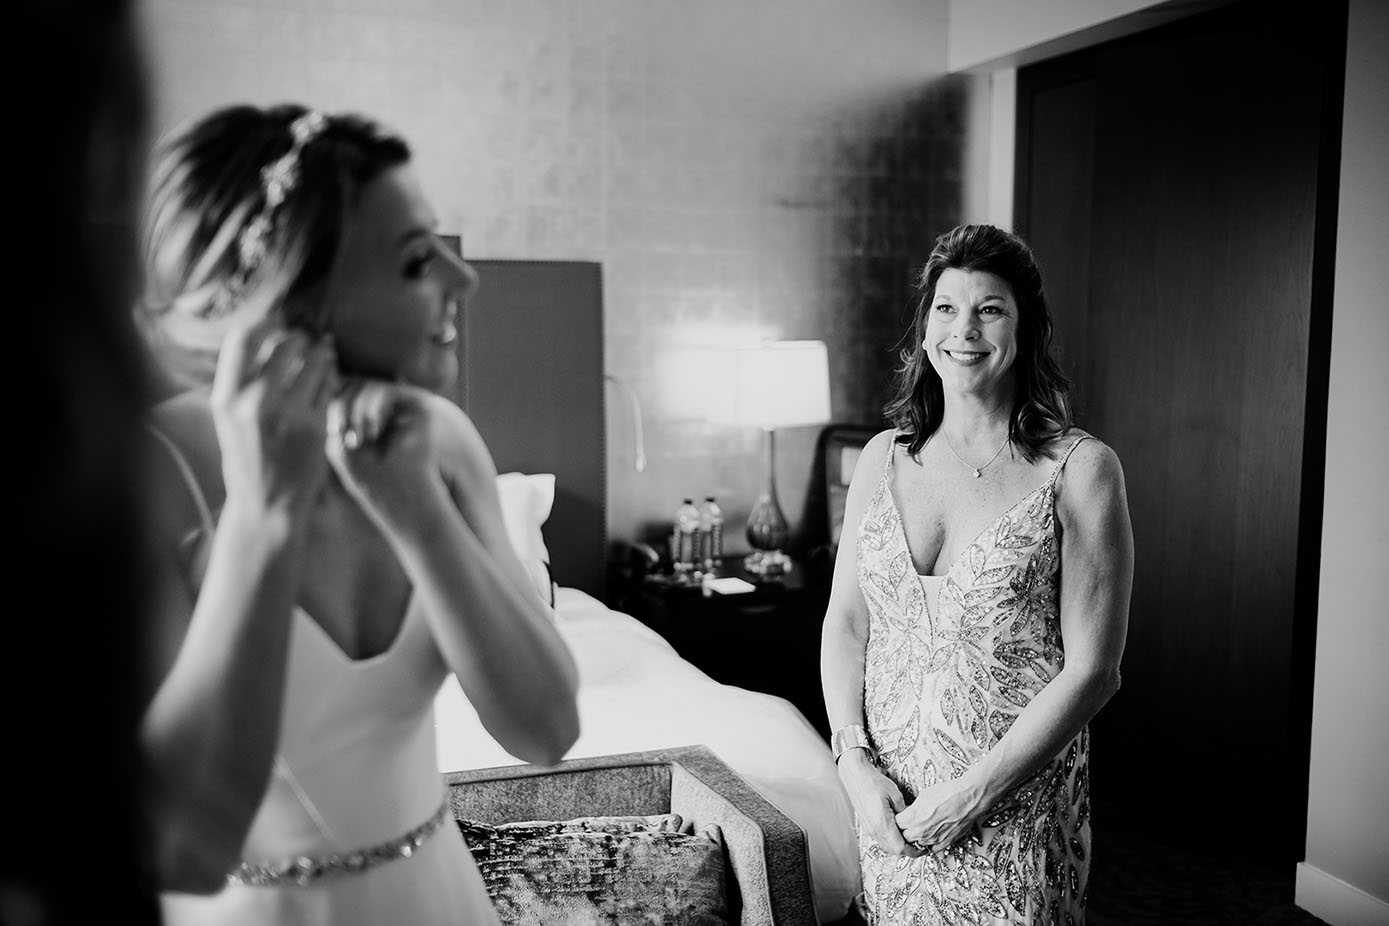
{"left": 893, "top": 773, "right": 989, "bottom": 857}
{"left": 840, "top": 750, "right": 988, "bottom": 859}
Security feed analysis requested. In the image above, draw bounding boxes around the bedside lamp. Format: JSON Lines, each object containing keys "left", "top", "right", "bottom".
{"left": 729, "top": 341, "right": 832, "bottom": 576}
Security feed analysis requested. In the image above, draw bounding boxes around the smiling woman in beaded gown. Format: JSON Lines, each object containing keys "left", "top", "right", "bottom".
{"left": 821, "top": 224, "right": 1133, "bottom": 924}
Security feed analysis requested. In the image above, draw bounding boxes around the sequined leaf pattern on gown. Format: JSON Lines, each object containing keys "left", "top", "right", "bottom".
{"left": 856, "top": 435, "right": 1092, "bottom": 925}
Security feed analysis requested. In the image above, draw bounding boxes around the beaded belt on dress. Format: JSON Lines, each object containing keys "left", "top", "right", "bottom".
{"left": 227, "top": 799, "right": 451, "bottom": 887}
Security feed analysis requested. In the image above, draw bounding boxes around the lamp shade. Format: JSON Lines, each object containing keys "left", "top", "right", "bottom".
{"left": 726, "top": 340, "right": 832, "bottom": 429}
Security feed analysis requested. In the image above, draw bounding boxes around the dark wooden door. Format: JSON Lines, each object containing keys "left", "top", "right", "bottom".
{"left": 1015, "top": 0, "right": 1344, "bottom": 862}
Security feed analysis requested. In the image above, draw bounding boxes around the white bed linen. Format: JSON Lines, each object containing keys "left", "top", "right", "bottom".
{"left": 434, "top": 586, "right": 861, "bottom": 923}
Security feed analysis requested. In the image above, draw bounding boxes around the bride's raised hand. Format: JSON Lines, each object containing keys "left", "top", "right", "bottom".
{"left": 210, "top": 318, "right": 338, "bottom": 520}
{"left": 325, "top": 378, "right": 441, "bottom": 535}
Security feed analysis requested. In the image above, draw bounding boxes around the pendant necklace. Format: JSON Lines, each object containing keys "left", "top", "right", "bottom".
{"left": 941, "top": 430, "right": 1010, "bottom": 478}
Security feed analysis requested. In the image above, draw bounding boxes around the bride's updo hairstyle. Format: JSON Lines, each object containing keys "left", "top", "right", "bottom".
{"left": 140, "top": 103, "right": 409, "bottom": 387}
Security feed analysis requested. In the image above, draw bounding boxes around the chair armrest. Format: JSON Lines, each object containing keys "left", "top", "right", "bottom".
{"left": 665, "top": 748, "right": 817, "bottom": 926}
{"left": 444, "top": 746, "right": 817, "bottom": 926}
{"left": 446, "top": 753, "right": 671, "bottom": 822}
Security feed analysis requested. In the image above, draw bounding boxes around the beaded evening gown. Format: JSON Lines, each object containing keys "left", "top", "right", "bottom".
{"left": 856, "top": 433, "right": 1092, "bottom": 925}
{"left": 153, "top": 429, "right": 500, "bottom": 926}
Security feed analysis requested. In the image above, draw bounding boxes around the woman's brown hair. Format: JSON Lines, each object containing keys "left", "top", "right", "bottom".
{"left": 883, "top": 223, "right": 1073, "bottom": 462}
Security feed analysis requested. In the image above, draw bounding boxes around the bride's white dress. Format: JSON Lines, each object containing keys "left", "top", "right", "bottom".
{"left": 156, "top": 432, "right": 499, "bottom": 926}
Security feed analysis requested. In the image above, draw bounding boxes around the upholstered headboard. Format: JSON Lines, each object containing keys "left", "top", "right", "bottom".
{"left": 452, "top": 260, "right": 607, "bottom": 600}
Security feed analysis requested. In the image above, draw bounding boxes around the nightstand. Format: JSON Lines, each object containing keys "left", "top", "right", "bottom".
{"left": 610, "top": 555, "right": 832, "bottom": 740}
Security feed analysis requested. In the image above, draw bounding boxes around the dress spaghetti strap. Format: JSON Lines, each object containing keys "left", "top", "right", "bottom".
{"left": 147, "top": 424, "right": 216, "bottom": 535}
{"left": 1047, "top": 433, "right": 1093, "bottom": 490}
{"left": 882, "top": 429, "right": 899, "bottom": 476}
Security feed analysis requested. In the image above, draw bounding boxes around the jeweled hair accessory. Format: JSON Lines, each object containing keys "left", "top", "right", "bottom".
{"left": 209, "top": 110, "right": 330, "bottom": 317}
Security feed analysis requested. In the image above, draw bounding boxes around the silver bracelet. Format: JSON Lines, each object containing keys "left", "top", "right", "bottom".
{"left": 831, "top": 723, "right": 877, "bottom": 764}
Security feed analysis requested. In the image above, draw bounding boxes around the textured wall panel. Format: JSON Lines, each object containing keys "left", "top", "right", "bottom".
{"left": 140, "top": 0, "right": 968, "bottom": 556}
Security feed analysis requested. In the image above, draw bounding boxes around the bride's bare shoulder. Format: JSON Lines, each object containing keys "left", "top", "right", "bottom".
{"left": 145, "top": 390, "right": 224, "bottom": 520}
{"left": 149, "top": 390, "right": 215, "bottom": 443}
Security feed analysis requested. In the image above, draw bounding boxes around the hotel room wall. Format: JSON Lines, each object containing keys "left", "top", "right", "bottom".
{"left": 138, "top": 0, "right": 970, "bottom": 555}
{"left": 1299, "top": 0, "right": 1389, "bottom": 917}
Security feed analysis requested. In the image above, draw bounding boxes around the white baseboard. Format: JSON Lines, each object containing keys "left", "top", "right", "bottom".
{"left": 1296, "top": 863, "right": 1389, "bottom": 926}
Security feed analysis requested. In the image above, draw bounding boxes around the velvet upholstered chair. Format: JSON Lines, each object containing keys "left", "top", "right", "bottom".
{"left": 445, "top": 745, "right": 817, "bottom": 926}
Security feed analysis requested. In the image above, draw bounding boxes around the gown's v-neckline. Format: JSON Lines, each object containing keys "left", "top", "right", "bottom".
{"left": 188, "top": 518, "right": 420, "bottom": 666}
{"left": 145, "top": 420, "right": 423, "bottom": 668}
{"left": 881, "top": 446, "right": 1054, "bottom": 618}
{"left": 295, "top": 591, "right": 417, "bottom": 667}
{"left": 886, "top": 475, "right": 1051, "bottom": 580}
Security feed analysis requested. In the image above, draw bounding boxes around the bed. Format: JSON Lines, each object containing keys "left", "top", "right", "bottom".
{"left": 434, "top": 260, "right": 861, "bottom": 923}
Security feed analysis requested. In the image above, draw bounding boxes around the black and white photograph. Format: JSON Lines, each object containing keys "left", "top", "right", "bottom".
{"left": 8, "top": 0, "right": 1386, "bottom": 924}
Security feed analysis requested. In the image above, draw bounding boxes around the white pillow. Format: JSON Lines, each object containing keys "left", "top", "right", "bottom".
{"left": 495, "top": 472, "right": 557, "bottom": 606}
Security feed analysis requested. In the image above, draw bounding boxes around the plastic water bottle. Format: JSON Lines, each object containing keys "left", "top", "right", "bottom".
{"left": 698, "top": 497, "right": 723, "bottom": 573}
{"left": 672, "top": 498, "right": 701, "bottom": 579}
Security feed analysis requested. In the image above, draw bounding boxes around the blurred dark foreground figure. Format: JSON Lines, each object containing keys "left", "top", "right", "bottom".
{"left": 4, "top": 1, "right": 160, "bottom": 923}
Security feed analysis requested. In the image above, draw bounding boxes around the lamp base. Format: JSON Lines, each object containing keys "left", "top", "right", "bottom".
{"left": 743, "top": 549, "right": 791, "bottom": 576}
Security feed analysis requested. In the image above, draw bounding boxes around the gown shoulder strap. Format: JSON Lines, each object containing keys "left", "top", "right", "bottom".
{"left": 1047, "top": 433, "right": 1093, "bottom": 489}
{"left": 882, "top": 429, "right": 900, "bottom": 476}
{"left": 147, "top": 424, "right": 217, "bottom": 536}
